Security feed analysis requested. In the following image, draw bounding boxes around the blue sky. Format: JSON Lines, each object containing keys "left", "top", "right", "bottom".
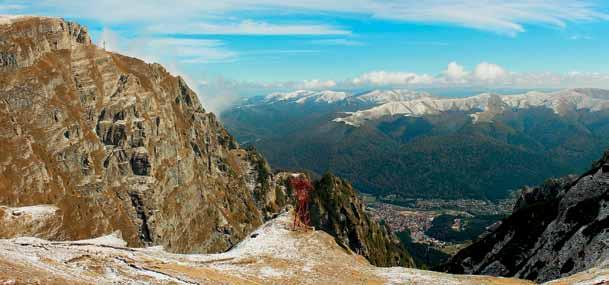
{"left": 3, "top": 1, "right": 609, "bottom": 111}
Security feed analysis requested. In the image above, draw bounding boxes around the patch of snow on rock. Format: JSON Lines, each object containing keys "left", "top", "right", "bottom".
{"left": 68, "top": 231, "right": 127, "bottom": 247}
{"left": 1, "top": 205, "right": 59, "bottom": 220}
{"left": 224, "top": 210, "right": 300, "bottom": 260}
{"left": 354, "top": 89, "right": 433, "bottom": 104}
{"left": 265, "top": 90, "right": 350, "bottom": 104}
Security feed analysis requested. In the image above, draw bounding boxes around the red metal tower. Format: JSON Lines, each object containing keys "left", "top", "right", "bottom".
{"left": 290, "top": 176, "right": 313, "bottom": 230}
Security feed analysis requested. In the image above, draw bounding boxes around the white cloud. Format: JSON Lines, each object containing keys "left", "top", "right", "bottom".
{"left": 149, "top": 20, "right": 349, "bottom": 35}
{"left": 352, "top": 71, "right": 434, "bottom": 86}
{"left": 140, "top": 38, "right": 238, "bottom": 64}
{"left": 472, "top": 62, "right": 508, "bottom": 82}
{"left": 186, "top": 63, "right": 609, "bottom": 99}
{"left": 341, "top": 62, "right": 609, "bottom": 89}
{"left": 442, "top": 62, "right": 469, "bottom": 82}
{"left": 196, "top": 76, "right": 243, "bottom": 114}
{"left": 295, "top": 79, "right": 337, "bottom": 89}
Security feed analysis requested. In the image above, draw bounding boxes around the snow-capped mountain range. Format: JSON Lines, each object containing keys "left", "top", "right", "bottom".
{"left": 336, "top": 89, "right": 609, "bottom": 126}
{"left": 253, "top": 88, "right": 609, "bottom": 127}
{"left": 262, "top": 89, "right": 432, "bottom": 105}
{"left": 222, "top": 87, "right": 609, "bottom": 202}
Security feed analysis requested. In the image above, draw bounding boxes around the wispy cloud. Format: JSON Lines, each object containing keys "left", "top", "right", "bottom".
{"left": 146, "top": 38, "right": 238, "bottom": 63}
{"left": 12, "top": 0, "right": 609, "bottom": 36}
{"left": 312, "top": 38, "right": 364, "bottom": 46}
{"left": 569, "top": 35, "right": 593, "bottom": 40}
{"left": 95, "top": 30, "right": 238, "bottom": 64}
{"left": 149, "top": 20, "right": 349, "bottom": 35}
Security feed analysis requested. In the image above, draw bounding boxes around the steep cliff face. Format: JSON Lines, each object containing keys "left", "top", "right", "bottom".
{"left": 310, "top": 173, "right": 415, "bottom": 267}
{"left": 443, "top": 151, "right": 609, "bottom": 282}
{"left": 0, "top": 16, "right": 284, "bottom": 253}
{"left": 0, "top": 16, "right": 410, "bottom": 268}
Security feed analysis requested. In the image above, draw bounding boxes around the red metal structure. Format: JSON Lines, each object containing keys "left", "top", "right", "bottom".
{"left": 290, "top": 176, "right": 313, "bottom": 230}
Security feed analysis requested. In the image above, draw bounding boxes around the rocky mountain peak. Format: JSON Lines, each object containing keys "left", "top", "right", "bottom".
{"left": 0, "top": 16, "right": 272, "bottom": 253}
{"left": 0, "top": 16, "right": 410, "bottom": 267}
{"left": 0, "top": 16, "right": 91, "bottom": 71}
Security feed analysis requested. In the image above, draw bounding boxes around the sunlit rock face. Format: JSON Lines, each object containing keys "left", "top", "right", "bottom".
{"left": 0, "top": 17, "right": 408, "bottom": 269}
{"left": 0, "top": 16, "right": 288, "bottom": 253}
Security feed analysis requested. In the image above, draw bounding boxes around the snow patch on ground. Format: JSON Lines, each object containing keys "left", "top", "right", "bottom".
{"left": 68, "top": 231, "right": 127, "bottom": 247}
{"left": 223, "top": 210, "right": 309, "bottom": 260}
{"left": 1, "top": 205, "right": 59, "bottom": 220}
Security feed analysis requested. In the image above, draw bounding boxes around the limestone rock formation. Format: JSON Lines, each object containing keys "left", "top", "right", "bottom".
{"left": 0, "top": 16, "right": 282, "bottom": 253}
{"left": 0, "top": 16, "right": 411, "bottom": 268}
{"left": 443, "top": 150, "right": 609, "bottom": 282}
{"left": 310, "top": 173, "right": 415, "bottom": 267}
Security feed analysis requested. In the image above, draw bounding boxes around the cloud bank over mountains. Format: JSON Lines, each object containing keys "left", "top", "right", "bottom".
{"left": 267, "top": 62, "right": 609, "bottom": 91}
{"left": 190, "top": 62, "right": 609, "bottom": 112}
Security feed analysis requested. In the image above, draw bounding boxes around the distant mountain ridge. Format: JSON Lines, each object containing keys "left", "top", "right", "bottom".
{"left": 258, "top": 89, "right": 433, "bottom": 106}
{"left": 242, "top": 88, "right": 609, "bottom": 126}
{"left": 335, "top": 89, "right": 609, "bottom": 126}
{"left": 222, "top": 88, "right": 609, "bottom": 200}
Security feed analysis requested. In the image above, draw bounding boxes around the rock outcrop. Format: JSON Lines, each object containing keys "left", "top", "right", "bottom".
{"left": 310, "top": 173, "right": 415, "bottom": 267}
{"left": 0, "top": 16, "right": 284, "bottom": 253}
{"left": 442, "top": 150, "right": 609, "bottom": 282}
{"left": 0, "top": 15, "right": 411, "bottom": 268}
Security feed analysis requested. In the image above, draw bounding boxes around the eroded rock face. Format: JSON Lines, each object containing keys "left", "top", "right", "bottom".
{"left": 0, "top": 16, "right": 413, "bottom": 267}
{"left": 443, "top": 151, "right": 609, "bottom": 282}
{"left": 310, "top": 173, "right": 415, "bottom": 267}
{"left": 0, "top": 16, "right": 281, "bottom": 253}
